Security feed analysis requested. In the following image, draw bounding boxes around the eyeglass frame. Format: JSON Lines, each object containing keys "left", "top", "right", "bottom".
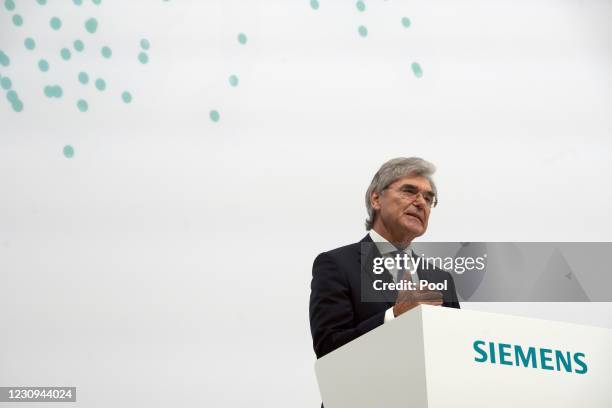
{"left": 383, "top": 183, "right": 438, "bottom": 208}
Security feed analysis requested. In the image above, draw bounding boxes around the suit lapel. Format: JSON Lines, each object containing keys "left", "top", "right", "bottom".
{"left": 359, "top": 235, "right": 397, "bottom": 305}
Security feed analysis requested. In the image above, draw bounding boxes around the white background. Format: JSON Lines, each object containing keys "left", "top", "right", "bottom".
{"left": 1, "top": 0, "right": 611, "bottom": 406}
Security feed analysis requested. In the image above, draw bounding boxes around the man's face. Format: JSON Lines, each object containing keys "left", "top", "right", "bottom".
{"left": 370, "top": 175, "right": 434, "bottom": 243}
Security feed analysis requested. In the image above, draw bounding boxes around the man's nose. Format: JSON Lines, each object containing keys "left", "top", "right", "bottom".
{"left": 412, "top": 194, "right": 427, "bottom": 208}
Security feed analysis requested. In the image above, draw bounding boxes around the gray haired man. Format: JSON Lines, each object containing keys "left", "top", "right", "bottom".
{"left": 309, "top": 157, "right": 460, "bottom": 359}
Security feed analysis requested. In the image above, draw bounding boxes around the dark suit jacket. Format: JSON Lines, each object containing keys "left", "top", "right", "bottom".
{"left": 309, "top": 234, "right": 460, "bottom": 359}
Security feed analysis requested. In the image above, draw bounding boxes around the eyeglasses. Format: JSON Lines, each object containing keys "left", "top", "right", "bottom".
{"left": 386, "top": 184, "right": 438, "bottom": 208}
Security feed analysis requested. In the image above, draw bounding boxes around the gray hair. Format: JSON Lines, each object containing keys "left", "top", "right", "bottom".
{"left": 365, "top": 157, "right": 437, "bottom": 230}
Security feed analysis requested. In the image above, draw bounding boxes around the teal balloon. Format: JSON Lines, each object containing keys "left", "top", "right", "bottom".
{"left": 38, "top": 59, "right": 49, "bottom": 72}
{"left": 140, "top": 39, "right": 150, "bottom": 50}
{"left": 12, "top": 14, "right": 23, "bottom": 26}
{"left": 101, "top": 46, "right": 112, "bottom": 58}
{"left": 92, "top": 0, "right": 101, "bottom": 4}
{"left": 44, "top": 85, "right": 63, "bottom": 98}
{"left": 401, "top": 17, "right": 411, "bottom": 28}
{"left": 24, "top": 38, "right": 36, "bottom": 50}
{"left": 138, "top": 52, "right": 149, "bottom": 64}
{"left": 356, "top": 1, "right": 366, "bottom": 12}
{"left": 63, "top": 145, "right": 75, "bottom": 158}
{"left": 95, "top": 78, "right": 106, "bottom": 91}
{"left": 0, "top": 77, "right": 12, "bottom": 90}
{"left": 310, "top": 0, "right": 319, "bottom": 10}
{"left": 6, "top": 90, "right": 18, "bottom": 103}
{"left": 4, "top": 0, "right": 15, "bottom": 11}
{"left": 60, "top": 48, "right": 71, "bottom": 60}
{"left": 0, "top": 50, "right": 9, "bottom": 66}
{"left": 237, "top": 33, "right": 247, "bottom": 45}
{"left": 50, "top": 17, "right": 62, "bottom": 30}
{"left": 73, "top": 0, "right": 83, "bottom": 4}
{"left": 411, "top": 62, "right": 423, "bottom": 78}
{"left": 85, "top": 18, "right": 98, "bottom": 34}
{"left": 78, "top": 72, "right": 89, "bottom": 84}
{"left": 11, "top": 99, "right": 23, "bottom": 112}
{"left": 37, "top": 0, "right": 47, "bottom": 4}
{"left": 209, "top": 110, "right": 220, "bottom": 122}
{"left": 228, "top": 74, "right": 239, "bottom": 87}
{"left": 121, "top": 91, "right": 132, "bottom": 104}
{"left": 77, "top": 99, "right": 88, "bottom": 112}
{"left": 358, "top": 25, "right": 368, "bottom": 37}
{"left": 74, "top": 40, "right": 84, "bottom": 52}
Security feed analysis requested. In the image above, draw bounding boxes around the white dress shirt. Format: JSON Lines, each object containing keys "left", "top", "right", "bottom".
{"left": 368, "top": 229, "right": 419, "bottom": 323}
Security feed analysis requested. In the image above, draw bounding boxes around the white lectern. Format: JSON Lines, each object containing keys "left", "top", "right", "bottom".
{"left": 315, "top": 306, "right": 612, "bottom": 407}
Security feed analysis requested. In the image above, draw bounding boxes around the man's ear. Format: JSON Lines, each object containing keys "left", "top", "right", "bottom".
{"left": 370, "top": 190, "right": 381, "bottom": 211}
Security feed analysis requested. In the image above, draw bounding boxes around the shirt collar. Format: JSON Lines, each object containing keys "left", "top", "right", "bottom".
{"left": 368, "top": 229, "right": 413, "bottom": 256}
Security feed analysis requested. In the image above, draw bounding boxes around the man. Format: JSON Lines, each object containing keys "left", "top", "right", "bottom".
{"left": 309, "top": 157, "right": 460, "bottom": 359}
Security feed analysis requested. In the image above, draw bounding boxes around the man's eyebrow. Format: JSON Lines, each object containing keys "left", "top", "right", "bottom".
{"left": 398, "top": 183, "right": 434, "bottom": 195}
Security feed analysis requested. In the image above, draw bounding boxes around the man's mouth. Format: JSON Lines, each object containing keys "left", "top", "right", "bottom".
{"left": 405, "top": 212, "right": 423, "bottom": 224}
